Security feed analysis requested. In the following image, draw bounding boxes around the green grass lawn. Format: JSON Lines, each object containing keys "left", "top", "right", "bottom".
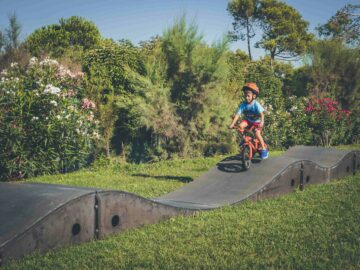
{"left": 4, "top": 147, "right": 360, "bottom": 269}
{"left": 28, "top": 150, "right": 284, "bottom": 198}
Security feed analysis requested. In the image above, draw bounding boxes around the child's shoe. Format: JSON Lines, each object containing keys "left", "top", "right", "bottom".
{"left": 261, "top": 148, "right": 269, "bottom": 159}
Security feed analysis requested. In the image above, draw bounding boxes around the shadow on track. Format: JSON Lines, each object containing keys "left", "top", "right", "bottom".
{"left": 216, "top": 154, "right": 262, "bottom": 173}
{"left": 131, "top": 174, "right": 193, "bottom": 183}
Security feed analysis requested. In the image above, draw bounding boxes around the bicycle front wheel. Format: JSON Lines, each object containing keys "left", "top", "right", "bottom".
{"left": 242, "top": 145, "right": 251, "bottom": 170}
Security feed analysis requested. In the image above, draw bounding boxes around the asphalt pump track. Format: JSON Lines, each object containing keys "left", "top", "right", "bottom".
{"left": 0, "top": 146, "right": 359, "bottom": 265}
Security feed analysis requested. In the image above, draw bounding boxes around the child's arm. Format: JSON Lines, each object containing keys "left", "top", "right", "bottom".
{"left": 229, "top": 114, "right": 240, "bottom": 129}
{"left": 259, "top": 112, "right": 264, "bottom": 127}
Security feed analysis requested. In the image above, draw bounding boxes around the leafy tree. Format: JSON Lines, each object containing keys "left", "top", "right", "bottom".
{"left": 305, "top": 39, "right": 360, "bottom": 111}
{"left": 5, "top": 13, "right": 21, "bottom": 50}
{"left": 83, "top": 41, "right": 147, "bottom": 157}
{"left": 317, "top": 4, "right": 360, "bottom": 46}
{"left": 0, "top": 15, "right": 30, "bottom": 71}
{"left": 0, "top": 30, "right": 5, "bottom": 51}
{"left": 226, "top": 49, "right": 249, "bottom": 98}
{"left": 256, "top": 0, "right": 313, "bottom": 65}
{"left": 161, "top": 16, "right": 229, "bottom": 122}
{"left": 227, "top": 0, "right": 259, "bottom": 60}
{"left": 283, "top": 66, "right": 310, "bottom": 97}
{"left": 137, "top": 17, "right": 236, "bottom": 159}
{"left": 26, "top": 16, "right": 101, "bottom": 57}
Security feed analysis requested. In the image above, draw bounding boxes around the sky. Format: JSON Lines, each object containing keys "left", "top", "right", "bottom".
{"left": 0, "top": 0, "right": 357, "bottom": 61}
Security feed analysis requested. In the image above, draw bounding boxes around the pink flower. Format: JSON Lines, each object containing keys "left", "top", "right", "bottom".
{"left": 87, "top": 113, "right": 94, "bottom": 121}
{"left": 61, "top": 90, "right": 75, "bottom": 97}
{"left": 82, "top": 98, "right": 96, "bottom": 110}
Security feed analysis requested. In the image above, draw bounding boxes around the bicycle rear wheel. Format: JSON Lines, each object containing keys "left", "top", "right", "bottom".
{"left": 242, "top": 145, "right": 251, "bottom": 170}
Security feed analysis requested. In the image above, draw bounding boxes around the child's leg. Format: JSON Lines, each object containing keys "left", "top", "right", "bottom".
{"left": 239, "top": 121, "right": 248, "bottom": 134}
{"left": 255, "top": 130, "right": 266, "bottom": 149}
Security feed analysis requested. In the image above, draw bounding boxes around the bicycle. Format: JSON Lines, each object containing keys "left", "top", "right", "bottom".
{"left": 232, "top": 124, "right": 267, "bottom": 170}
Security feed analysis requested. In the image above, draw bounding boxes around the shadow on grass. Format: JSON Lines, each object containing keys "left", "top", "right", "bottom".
{"left": 131, "top": 174, "right": 193, "bottom": 183}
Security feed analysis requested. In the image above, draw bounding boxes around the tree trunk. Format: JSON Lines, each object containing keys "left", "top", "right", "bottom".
{"left": 270, "top": 49, "right": 276, "bottom": 69}
{"left": 246, "top": 18, "right": 252, "bottom": 61}
{"left": 106, "top": 140, "right": 110, "bottom": 157}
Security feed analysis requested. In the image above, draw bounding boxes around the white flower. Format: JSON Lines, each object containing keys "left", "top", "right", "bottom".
{"left": 1, "top": 69, "right": 8, "bottom": 76}
{"left": 40, "top": 57, "right": 59, "bottom": 67}
{"left": 44, "top": 84, "right": 61, "bottom": 95}
{"left": 50, "top": 100, "right": 58, "bottom": 106}
{"left": 56, "top": 115, "right": 62, "bottom": 120}
{"left": 10, "top": 62, "right": 18, "bottom": 68}
{"left": 93, "top": 131, "right": 100, "bottom": 139}
{"left": 31, "top": 116, "right": 39, "bottom": 121}
{"left": 29, "top": 57, "right": 38, "bottom": 67}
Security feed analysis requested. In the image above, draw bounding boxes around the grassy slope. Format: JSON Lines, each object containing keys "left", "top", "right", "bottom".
{"left": 4, "top": 147, "right": 360, "bottom": 269}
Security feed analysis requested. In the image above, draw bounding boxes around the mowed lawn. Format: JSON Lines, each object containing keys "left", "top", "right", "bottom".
{"left": 4, "top": 148, "right": 360, "bottom": 269}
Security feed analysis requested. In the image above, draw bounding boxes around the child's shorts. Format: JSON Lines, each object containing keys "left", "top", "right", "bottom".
{"left": 241, "top": 119, "right": 262, "bottom": 131}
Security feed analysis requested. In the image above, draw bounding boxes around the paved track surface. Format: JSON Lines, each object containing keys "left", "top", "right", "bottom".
{"left": 156, "top": 146, "right": 354, "bottom": 208}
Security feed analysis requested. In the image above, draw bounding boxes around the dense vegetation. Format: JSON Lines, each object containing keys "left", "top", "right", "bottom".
{"left": 0, "top": 2, "right": 359, "bottom": 180}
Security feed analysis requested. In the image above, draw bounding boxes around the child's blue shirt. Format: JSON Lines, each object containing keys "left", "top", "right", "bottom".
{"left": 236, "top": 100, "right": 264, "bottom": 123}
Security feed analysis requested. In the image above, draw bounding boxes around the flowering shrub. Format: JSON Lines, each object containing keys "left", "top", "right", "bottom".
{"left": 0, "top": 57, "right": 99, "bottom": 181}
{"left": 304, "top": 97, "right": 351, "bottom": 146}
{"left": 283, "top": 96, "right": 313, "bottom": 147}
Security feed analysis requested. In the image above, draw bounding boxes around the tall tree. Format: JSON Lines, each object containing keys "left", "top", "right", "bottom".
{"left": 306, "top": 39, "right": 360, "bottom": 111}
{"left": 0, "top": 30, "right": 5, "bottom": 51}
{"left": 227, "top": 0, "right": 258, "bottom": 60}
{"left": 5, "top": 13, "right": 21, "bottom": 50}
{"left": 256, "top": 0, "right": 313, "bottom": 66}
{"left": 26, "top": 16, "right": 101, "bottom": 57}
{"left": 317, "top": 4, "right": 360, "bottom": 46}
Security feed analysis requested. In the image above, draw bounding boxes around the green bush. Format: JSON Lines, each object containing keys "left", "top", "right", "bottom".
{"left": 26, "top": 16, "right": 101, "bottom": 58}
{"left": 0, "top": 57, "right": 99, "bottom": 181}
{"left": 283, "top": 96, "right": 313, "bottom": 147}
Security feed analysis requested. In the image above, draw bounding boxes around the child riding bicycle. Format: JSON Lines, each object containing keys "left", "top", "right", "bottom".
{"left": 229, "top": 82, "right": 268, "bottom": 159}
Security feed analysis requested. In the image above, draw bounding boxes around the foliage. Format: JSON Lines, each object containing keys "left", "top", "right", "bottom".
{"left": 283, "top": 66, "right": 310, "bottom": 97}
{"left": 0, "top": 57, "right": 99, "bottom": 181}
{"left": 0, "top": 13, "right": 30, "bottom": 71}
{"left": 305, "top": 39, "right": 360, "bottom": 111}
{"left": 304, "top": 97, "right": 351, "bottom": 146}
{"left": 158, "top": 17, "right": 235, "bottom": 157}
{"left": 26, "top": 16, "right": 101, "bottom": 57}
{"left": 82, "top": 41, "right": 148, "bottom": 157}
{"left": 244, "top": 60, "right": 283, "bottom": 110}
{"left": 5, "top": 13, "right": 21, "bottom": 50}
{"left": 226, "top": 49, "right": 249, "bottom": 98}
{"left": 283, "top": 96, "right": 313, "bottom": 147}
{"left": 227, "top": 0, "right": 259, "bottom": 60}
{"left": 0, "top": 30, "right": 5, "bottom": 51}
{"left": 0, "top": 44, "right": 31, "bottom": 71}
{"left": 256, "top": 0, "right": 314, "bottom": 62}
{"left": 317, "top": 4, "right": 360, "bottom": 46}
